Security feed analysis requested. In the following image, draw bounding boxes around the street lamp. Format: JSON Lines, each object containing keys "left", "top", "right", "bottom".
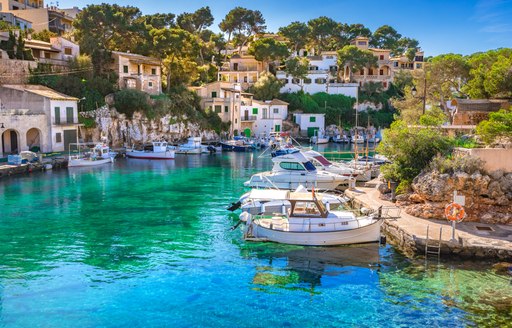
{"left": 411, "top": 74, "right": 427, "bottom": 115}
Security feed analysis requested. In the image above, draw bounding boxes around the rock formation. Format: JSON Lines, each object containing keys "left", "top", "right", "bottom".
{"left": 79, "top": 106, "right": 220, "bottom": 147}
{"left": 397, "top": 170, "right": 512, "bottom": 225}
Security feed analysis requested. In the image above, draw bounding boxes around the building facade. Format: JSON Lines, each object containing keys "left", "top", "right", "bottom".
{"left": 0, "top": 0, "right": 43, "bottom": 11}
{"left": 111, "top": 51, "right": 162, "bottom": 95}
{"left": 192, "top": 81, "right": 243, "bottom": 135}
{"left": 0, "top": 12, "right": 32, "bottom": 29}
{"left": 217, "top": 54, "right": 265, "bottom": 90}
{"left": 450, "top": 99, "right": 511, "bottom": 125}
{"left": 0, "top": 84, "right": 80, "bottom": 156}
{"left": 6, "top": 7, "right": 74, "bottom": 35}
{"left": 293, "top": 113, "right": 326, "bottom": 137}
{"left": 240, "top": 98, "right": 288, "bottom": 137}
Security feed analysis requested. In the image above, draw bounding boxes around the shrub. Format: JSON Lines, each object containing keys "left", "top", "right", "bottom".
{"left": 113, "top": 89, "right": 151, "bottom": 118}
{"left": 428, "top": 153, "right": 485, "bottom": 175}
{"left": 476, "top": 108, "right": 512, "bottom": 144}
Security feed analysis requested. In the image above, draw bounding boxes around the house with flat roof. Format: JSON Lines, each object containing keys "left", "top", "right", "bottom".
{"left": 0, "top": 0, "right": 43, "bottom": 11}
{"left": 111, "top": 51, "right": 162, "bottom": 95}
{"left": 0, "top": 84, "right": 80, "bottom": 156}
{"left": 293, "top": 113, "right": 326, "bottom": 137}
{"left": 240, "top": 97, "right": 289, "bottom": 137}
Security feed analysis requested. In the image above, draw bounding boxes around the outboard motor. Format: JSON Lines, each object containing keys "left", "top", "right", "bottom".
{"left": 207, "top": 145, "right": 216, "bottom": 154}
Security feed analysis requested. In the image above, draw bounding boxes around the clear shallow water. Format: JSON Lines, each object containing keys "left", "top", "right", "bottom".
{"left": 0, "top": 152, "right": 511, "bottom": 327}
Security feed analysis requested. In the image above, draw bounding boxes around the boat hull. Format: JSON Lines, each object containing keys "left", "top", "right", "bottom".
{"left": 126, "top": 151, "right": 175, "bottom": 159}
{"left": 244, "top": 172, "right": 348, "bottom": 191}
{"left": 249, "top": 219, "right": 383, "bottom": 246}
{"left": 68, "top": 157, "right": 113, "bottom": 167}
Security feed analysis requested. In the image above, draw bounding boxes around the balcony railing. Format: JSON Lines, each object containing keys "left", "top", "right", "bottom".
{"left": 241, "top": 115, "right": 257, "bottom": 121}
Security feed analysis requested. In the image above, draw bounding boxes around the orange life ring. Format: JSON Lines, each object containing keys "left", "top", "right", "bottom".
{"left": 445, "top": 203, "right": 466, "bottom": 222}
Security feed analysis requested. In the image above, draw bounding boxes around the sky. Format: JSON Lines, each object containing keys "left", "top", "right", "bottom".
{"left": 53, "top": 0, "right": 512, "bottom": 56}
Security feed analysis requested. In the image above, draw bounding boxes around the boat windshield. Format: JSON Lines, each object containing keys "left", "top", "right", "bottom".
{"left": 314, "top": 155, "right": 332, "bottom": 166}
{"left": 303, "top": 161, "right": 316, "bottom": 172}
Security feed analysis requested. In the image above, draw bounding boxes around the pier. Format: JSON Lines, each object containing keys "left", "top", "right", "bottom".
{"left": 346, "top": 184, "right": 512, "bottom": 260}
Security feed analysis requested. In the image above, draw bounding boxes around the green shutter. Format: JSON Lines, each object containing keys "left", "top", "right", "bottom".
{"left": 309, "top": 116, "right": 316, "bottom": 122}
{"left": 252, "top": 108, "right": 258, "bottom": 115}
{"left": 275, "top": 125, "right": 281, "bottom": 132}
{"left": 66, "top": 107, "right": 74, "bottom": 124}
{"left": 224, "top": 106, "right": 229, "bottom": 113}
{"left": 212, "top": 91, "right": 217, "bottom": 98}
{"left": 54, "top": 107, "right": 60, "bottom": 124}
{"left": 123, "top": 65, "right": 128, "bottom": 73}
{"left": 307, "top": 127, "right": 319, "bottom": 137}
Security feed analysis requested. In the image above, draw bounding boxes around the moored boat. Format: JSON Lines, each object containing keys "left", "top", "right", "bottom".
{"left": 126, "top": 141, "right": 175, "bottom": 159}
{"left": 68, "top": 142, "right": 116, "bottom": 167}
{"left": 243, "top": 191, "right": 383, "bottom": 245}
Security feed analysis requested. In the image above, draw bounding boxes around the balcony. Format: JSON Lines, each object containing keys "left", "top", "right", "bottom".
{"left": 241, "top": 115, "right": 257, "bottom": 122}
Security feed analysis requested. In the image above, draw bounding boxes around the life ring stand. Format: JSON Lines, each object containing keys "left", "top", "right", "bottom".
{"left": 445, "top": 203, "right": 466, "bottom": 222}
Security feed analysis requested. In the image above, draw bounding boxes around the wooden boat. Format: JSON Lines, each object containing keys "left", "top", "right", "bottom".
{"left": 68, "top": 143, "right": 116, "bottom": 167}
{"left": 243, "top": 191, "right": 383, "bottom": 246}
{"left": 126, "top": 141, "right": 175, "bottom": 159}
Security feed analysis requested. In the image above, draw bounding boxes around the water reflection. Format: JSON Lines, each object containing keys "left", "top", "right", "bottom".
{"left": 242, "top": 244, "right": 380, "bottom": 293}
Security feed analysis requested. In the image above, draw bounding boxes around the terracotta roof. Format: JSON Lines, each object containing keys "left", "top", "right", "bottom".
{"left": 270, "top": 99, "right": 288, "bottom": 106}
{"left": 25, "top": 39, "right": 60, "bottom": 52}
{"left": 454, "top": 99, "right": 509, "bottom": 112}
{"left": 111, "top": 51, "right": 161, "bottom": 65}
{"left": 1, "top": 84, "right": 79, "bottom": 101}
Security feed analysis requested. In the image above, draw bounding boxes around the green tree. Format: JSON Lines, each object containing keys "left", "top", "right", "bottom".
{"left": 476, "top": 108, "right": 512, "bottom": 144}
{"left": 248, "top": 37, "right": 289, "bottom": 71}
{"left": 278, "top": 21, "right": 308, "bottom": 54}
{"left": 418, "top": 106, "right": 448, "bottom": 126}
{"left": 307, "top": 16, "right": 340, "bottom": 52}
{"left": 371, "top": 25, "right": 401, "bottom": 52}
{"left": 177, "top": 6, "right": 213, "bottom": 33}
{"left": 337, "top": 45, "right": 378, "bottom": 82}
{"left": 249, "top": 71, "right": 283, "bottom": 100}
{"left": 31, "top": 29, "right": 57, "bottom": 42}
{"left": 283, "top": 57, "right": 310, "bottom": 90}
{"left": 377, "top": 120, "right": 452, "bottom": 185}
{"left": 219, "top": 7, "right": 266, "bottom": 54}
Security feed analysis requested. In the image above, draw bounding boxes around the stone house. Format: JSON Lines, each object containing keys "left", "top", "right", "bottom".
{"left": 217, "top": 54, "right": 265, "bottom": 90}
{"left": 0, "top": 84, "right": 80, "bottom": 156}
{"left": 111, "top": 51, "right": 162, "bottom": 95}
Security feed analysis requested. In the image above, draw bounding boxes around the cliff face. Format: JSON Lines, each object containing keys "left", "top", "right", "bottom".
{"left": 397, "top": 170, "right": 512, "bottom": 224}
{"left": 79, "top": 107, "right": 219, "bottom": 147}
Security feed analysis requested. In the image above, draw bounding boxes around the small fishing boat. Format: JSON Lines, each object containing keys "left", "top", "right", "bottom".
{"left": 333, "top": 134, "right": 350, "bottom": 143}
{"left": 244, "top": 150, "right": 349, "bottom": 191}
{"left": 310, "top": 130, "right": 329, "bottom": 144}
{"left": 242, "top": 190, "right": 383, "bottom": 246}
{"left": 176, "top": 137, "right": 203, "bottom": 154}
{"left": 351, "top": 134, "right": 365, "bottom": 144}
{"left": 229, "top": 186, "right": 348, "bottom": 217}
{"left": 221, "top": 136, "right": 258, "bottom": 152}
{"left": 68, "top": 142, "right": 116, "bottom": 167}
{"left": 126, "top": 141, "right": 175, "bottom": 159}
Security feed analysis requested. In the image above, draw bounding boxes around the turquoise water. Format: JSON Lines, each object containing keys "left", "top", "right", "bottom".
{"left": 0, "top": 152, "right": 511, "bottom": 327}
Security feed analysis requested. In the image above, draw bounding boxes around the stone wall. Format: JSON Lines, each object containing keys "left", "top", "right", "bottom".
{"left": 79, "top": 107, "right": 219, "bottom": 147}
{"left": 0, "top": 58, "right": 36, "bottom": 84}
{"left": 398, "top": 170, "right": 512, "bottom": 225}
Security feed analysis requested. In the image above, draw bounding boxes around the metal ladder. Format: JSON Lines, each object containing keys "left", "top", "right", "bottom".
{"left": 425, "top": 225, "right": 442, "bottom": 259}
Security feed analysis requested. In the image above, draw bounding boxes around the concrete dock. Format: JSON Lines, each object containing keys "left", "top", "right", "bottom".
{"left": 346, "top": 185, "right": 512, "bottom": 260}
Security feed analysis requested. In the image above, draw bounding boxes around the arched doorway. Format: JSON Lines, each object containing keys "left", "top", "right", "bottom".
{"left": 2, "top": 129, "right": 20, "bottom": 155}
{"left": 26, "top": 128, "right": 41, "bottom": 152}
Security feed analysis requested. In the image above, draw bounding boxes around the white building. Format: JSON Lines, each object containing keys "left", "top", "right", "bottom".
{"left": 0, "top": 12, "right": 32, "bottom": 30}
{"left": 111, "top": 51, "right": 162, "bottom": 95}
{"left": 293, "top": 113, "right": 325, "bottom": 137}
{"left": 0, "top": 84, "right": 80, "bottom": 156}
{"left": 240, "top": 98, "right": 288, "bottom": 137}
{"left": 276, "top": 51, "right": 359, "bottom": 98}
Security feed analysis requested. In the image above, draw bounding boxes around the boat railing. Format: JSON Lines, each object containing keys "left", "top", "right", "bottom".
{"left": 253, "top": 215, "right": 372, "bottom": 232}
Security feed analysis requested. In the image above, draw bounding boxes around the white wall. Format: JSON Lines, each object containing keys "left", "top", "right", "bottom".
{"left": 252, "top": 118, "right": 283, "bottom": 136}
{"left": 294, "top": 114, "right": 325, "bottom": 135}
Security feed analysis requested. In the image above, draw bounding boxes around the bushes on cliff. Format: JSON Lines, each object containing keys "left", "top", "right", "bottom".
{"left": 377, "top": 120, "right": 452, "bottom": 185}
{"left": 114, "top": 89, "right": 151, "bottom": 118}
{"left": 476, "top": 108, "right": 512, "bottom": 145}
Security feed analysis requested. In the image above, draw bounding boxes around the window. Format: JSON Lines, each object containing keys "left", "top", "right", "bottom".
{"left": 309, "top": 116, "right": 316, "bottom": 123}
{"left": 244, "top": 76, "right": 248, "bottom": 82}
{"left": 123, "top": 65, "right": 128, "bottom": 73}
{"left": 368, "top": 68, "right": 374, "bottom": 75}
{"left": 379, "top": 69, "right": 384, "bottom": 75}
{"left": 64, "top": 47, "right": 72, "bottom": 55}
{"left": 279, "top": 162, "right": 305, "bottom": 171}
{"left": 279, "top": 78, "right": 288, "bottom": 84}
{"left": 44, "top": 52, "right": 51, "bottom": 59}
{"left": 215, "top": 105, "right": 222, "bottom": 113}
{"left": 54, "top": 107, "right": 60, "bottom": 124}
{"left": 235, "top": 119, "right": 237, "bottom": 123}
{"left": 314, "top": 78, "right": 326, "bottom": 84}
{"left": 416, "top": 63, "right": 422, "bottom": 69}
{"left": 379, "top": 55, "right": 384, "bottom": 60}
{"left": 151, "top": 68, "right": 156, "bottom": 75}
{"left": 358, "top": 41, "right": 367, "bottom": 46}
{"left": 224, "top": 106, "right": 229, "bottom": 113}
{"left": 273, "top": 108, "right": 279, "bottom": 114}
{"left": 274, "top": 124, "right": 281, "bottom": 132}
{"left": 359, "top": 69, "right": 364, "bottom": 75}
{"left": 211, "top": 91, "right": 217, "bottom": 98}
{"left": 66, "top": 107, "right": 74, "bottom": 124}
{"left": 383, "top": 81, "right": 388, "bottom": 88}
{"left": 56, "top": 133, "right": 62, "bottom": 143}
{"left": 304, "top": 78, "right": 312, "bottom": 84}
{"left": 292, "top": 78, "right": 300, "bottom": 84}
{"left": 393, "top": 62, "right": 399, "bottom": 67}
{"left": 149, "top": 82, "right": 153, "bottom": 87}
{"left": 252, "top": 108, "right": 258, "bottom": 115}
{"left": 329, "top": 66, "right": 337, "bottom": 72}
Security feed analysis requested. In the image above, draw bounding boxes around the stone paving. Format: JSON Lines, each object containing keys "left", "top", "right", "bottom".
{"left": 345, "top": 185, "right": 512, "bottom": 260}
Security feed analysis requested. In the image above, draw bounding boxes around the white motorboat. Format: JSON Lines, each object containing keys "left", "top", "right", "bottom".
{"left": 243, "top": 191, "right": 383, "bottom": 246}
{"left": 68, "top": 143, "right": 116, "bottom": 167}
{"left": 351, "top": 135, "right": 365, "bottom": 144}
{"left": 176, "top": 137, "right": 203, "bottom": 154}
{"left": 303, "top": 150, "right": 372, "bottom": 182}
{"left": 333, "top": 134, "right": 350, "bottom": 143}
{"left": 126, "top": 141, "right": 175, "bottom": 159}
{"left": 231, "top": 186, "right": 348, "bottom": 218}
{"left": 244, "top": 150, "right": 349, "bottom": 191}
